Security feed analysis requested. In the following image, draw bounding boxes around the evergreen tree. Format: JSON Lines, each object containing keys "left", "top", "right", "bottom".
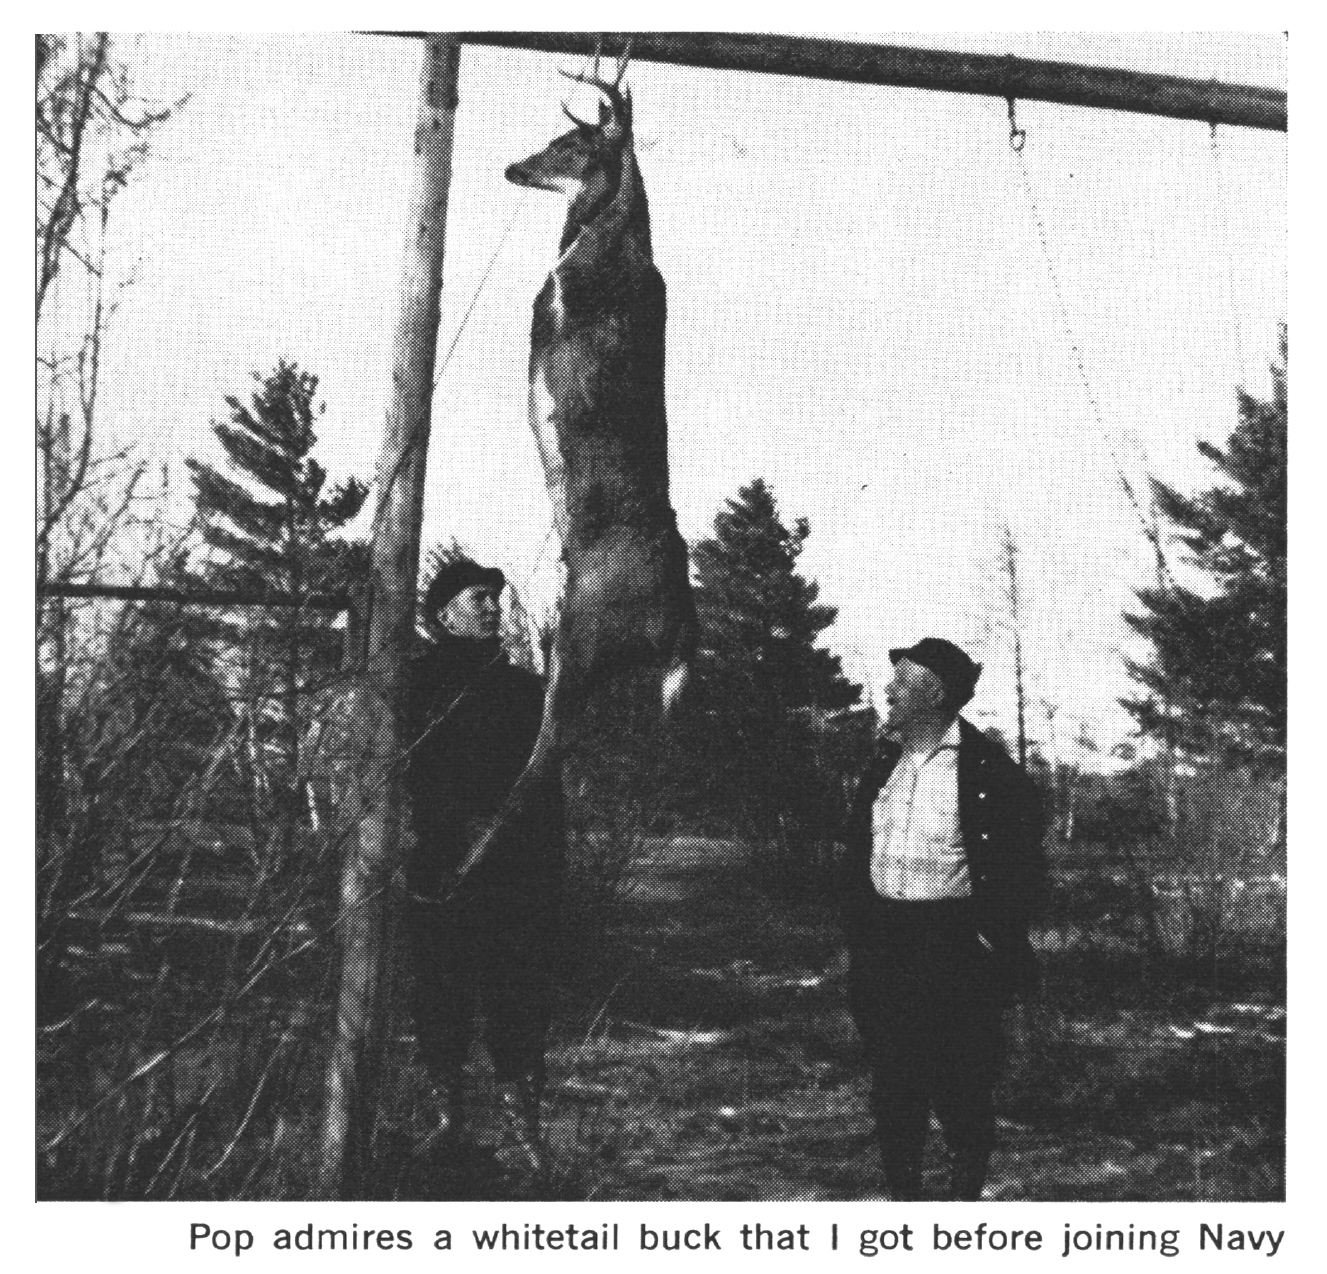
{"left": 94, "top": 552, "right": 238, "bottom": 820}
{"left": 686, "top": 479, "right": 863, "bottom": 884}
{"left": 186, "top": 361, "right": 368, "bottom": 813}
{"left": 1123, "top": 328, "right": 1286, "bottom": 769}
{"left": 694, "top": 479, "right": 859, "bottom": 712}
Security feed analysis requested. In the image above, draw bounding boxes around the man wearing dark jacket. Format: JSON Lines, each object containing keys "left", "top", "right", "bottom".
{"left": 838, "top": 638, "right": 1045, "bottom": 1201}
{"left": 401, "top": 558, "right": 565, "bottom": 1166}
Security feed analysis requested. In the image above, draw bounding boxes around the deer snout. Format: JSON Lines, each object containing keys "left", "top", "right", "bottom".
{"left": 506, "top": 162, "right": 581, "bottom": 197}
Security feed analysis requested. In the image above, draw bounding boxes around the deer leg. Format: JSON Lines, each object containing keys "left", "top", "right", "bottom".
{"left": 447, "top": 634, "right": 576, "bottom": 892}
{"left": 661, "top": 655, "right": 690, "bottom": 718}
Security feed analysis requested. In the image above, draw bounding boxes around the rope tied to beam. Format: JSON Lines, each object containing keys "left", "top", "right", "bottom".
{"left": 1006, "top": 96, "right": 1026, "bottom": 153}
{"left": 1207, "top": 118, "right": 1249, "bottom": 385}
{"left": 1001, "top": 98, "right": 1180, "bottom": 593}
{"left": 1004, "top": 55, "right": 1026, "bottom": 152}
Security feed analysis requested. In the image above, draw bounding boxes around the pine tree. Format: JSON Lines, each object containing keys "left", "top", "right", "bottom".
{"left": 687, "top": 479, "right": 862, "bottom": 885}
{"left": 1123, "top": 328, "right": 1286, "bottom": 769}
{"left": 95, "top": 552, "right": 238, "bottom": 821}
{"left": 185, "top": 361, "right": 368, "bottom": 814}
{"left": 694, "top": 479, "right": 859, "bottom": 712}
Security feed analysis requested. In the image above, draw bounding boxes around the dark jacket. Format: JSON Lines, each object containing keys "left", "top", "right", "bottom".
{"left": 401, "top": 633, "right": 565, "bottom": 898}
{"left": 838, "top": 718, "right": 1046, "bottom": 999}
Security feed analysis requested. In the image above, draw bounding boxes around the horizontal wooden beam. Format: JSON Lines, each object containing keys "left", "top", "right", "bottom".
{"left": 372, "top": 31, "right": 1286, "bottom": 132}
{"left": 39, "top": 581, "right": 353, "bottom": 612}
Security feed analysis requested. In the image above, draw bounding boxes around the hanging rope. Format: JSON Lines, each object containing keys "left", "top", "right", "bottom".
{"left": 365, "top": 65, "right": 587, "bottom": 670}
{"left": 364, "top": 39, "right": 608, "bottom": 550}
{"left": 1006, "top": 95, "right": 1025, "bottom": 153}
{"left": 367, "top": 195, "right": 532, "bottom": 548}
{"left": 433, "top": 198, "right": 531, "bottom": 393}
{"left": 1003, "top": 96, "right": 1180, "bottom": 591}
{"left": 367, "top": 49, "right": 613, "bottom": 537}
{"left": 1207, "top": 120, "right": 1249, "bottom": 386}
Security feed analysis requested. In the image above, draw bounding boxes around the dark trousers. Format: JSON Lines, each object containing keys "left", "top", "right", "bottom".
{"left": 405, "top": 883, "right": 555, "bottom": 1089}
{"left": 846, "top": 895, "right": 1004, "bottom": 1197}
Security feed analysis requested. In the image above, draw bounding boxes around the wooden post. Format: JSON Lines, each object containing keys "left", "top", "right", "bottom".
{"left": 378, "top": 32, "right": 1286, "bottom": 133}
{"left": 320, "top": 33, "right": 461, "bottom": 1200}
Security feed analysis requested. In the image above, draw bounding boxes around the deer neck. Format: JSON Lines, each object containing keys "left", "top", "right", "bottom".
{"left": 555, "top": 144, "right": 652, "bottom": 257}
{"left": 559, "top": 154, "right": 620, "bottom": 253}
{"left": 618, "top": 145, "right": 654, "bottom": 253}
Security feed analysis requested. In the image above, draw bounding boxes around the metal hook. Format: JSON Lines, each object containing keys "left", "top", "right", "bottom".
{"left": 1007, "top": 96, "right": 1026, "bottom": 153}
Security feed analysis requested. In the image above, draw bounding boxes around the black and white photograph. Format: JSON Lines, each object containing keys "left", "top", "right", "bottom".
{"left": 35, "top": 28, "right": 1288, "bottom": 1212}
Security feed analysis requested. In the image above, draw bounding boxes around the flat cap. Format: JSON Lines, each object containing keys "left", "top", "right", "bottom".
{"left": 422, "top": 557, "right": 505, "bottom": 620}
{"left": 889, "top": 637, "right": 982, "bottom": 706}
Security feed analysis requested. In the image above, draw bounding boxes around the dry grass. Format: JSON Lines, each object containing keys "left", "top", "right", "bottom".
{"left": 38, "top": 824, "right": 1284, "bottom": 1201}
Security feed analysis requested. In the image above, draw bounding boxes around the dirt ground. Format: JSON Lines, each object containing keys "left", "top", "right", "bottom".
{"left": 395, "top": 836, "right": 1285, "bottom": 1201}
{"left": 38, "top": 834, "right": 1284, "bottom": 1201}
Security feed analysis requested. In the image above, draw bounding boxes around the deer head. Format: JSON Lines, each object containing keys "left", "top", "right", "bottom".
{"left": 504, "top": 49, "right": 633, "bottom": 202}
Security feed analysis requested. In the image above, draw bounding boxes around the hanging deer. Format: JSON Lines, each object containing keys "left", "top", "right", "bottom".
{"left": 450, "top": 51, "right": 696, "bottom": 887}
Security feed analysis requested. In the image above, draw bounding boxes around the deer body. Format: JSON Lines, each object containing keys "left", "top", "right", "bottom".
{"left": 450, "top": 63, "right": 695, "bottom": 888}
{"left": 508, "top": 69, "right": 695, "bottom": 717}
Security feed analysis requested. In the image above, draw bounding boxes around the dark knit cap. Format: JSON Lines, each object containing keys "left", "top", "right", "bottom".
{"left": 889, "top": 637, "right": 982, "bottom": 707}
{"left": 422, "top": 557, "right": 505, "bottom": 620}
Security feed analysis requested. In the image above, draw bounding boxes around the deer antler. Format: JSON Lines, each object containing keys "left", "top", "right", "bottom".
{"left": 589, "top": 36, "right": 631, "bottom": 86}
{"left": 558, "top": 39, "right": 633, "bottom": 131}
{"left": 562, "top": 102, "right": 595, "bottom": 129}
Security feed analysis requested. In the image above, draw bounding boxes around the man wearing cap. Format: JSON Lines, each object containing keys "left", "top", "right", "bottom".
{"left": 401, "top": 557, "right": 565, "bottom": 1168}
{"left": 837, "top": 638, "right": 1045, "bottom": 1201}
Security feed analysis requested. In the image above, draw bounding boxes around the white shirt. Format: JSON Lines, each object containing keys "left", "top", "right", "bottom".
{"left": 870, "top": 719, "right": 972, "bottom": 901}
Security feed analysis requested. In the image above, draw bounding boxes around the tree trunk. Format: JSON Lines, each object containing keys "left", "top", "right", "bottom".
{"left": 319, "top": 34, "right": 460, "bottom": 1199}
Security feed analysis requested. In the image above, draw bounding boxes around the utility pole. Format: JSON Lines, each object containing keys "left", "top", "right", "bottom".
{"left": 320, "top": 33, "right": 461, "bottom": 1199}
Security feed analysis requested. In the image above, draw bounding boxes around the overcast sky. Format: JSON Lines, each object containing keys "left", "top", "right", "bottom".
{"left": 80, "top": 29, "right": 1286, "bottom": 755}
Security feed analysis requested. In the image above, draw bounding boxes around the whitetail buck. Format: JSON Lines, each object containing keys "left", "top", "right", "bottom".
{"left": 450, "top": 52, "right": 696, "bottom": 888}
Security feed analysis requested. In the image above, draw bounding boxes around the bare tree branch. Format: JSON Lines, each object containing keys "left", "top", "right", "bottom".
{"left": 36, "top": 33, "right": 108, "bottom": 319}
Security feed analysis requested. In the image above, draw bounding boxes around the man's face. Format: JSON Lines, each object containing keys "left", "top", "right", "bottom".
{"left": 437, "top": 584, "right": 501, "bottom": 641}
{"left": 883, "top": 658, "right": 945, "bottom": 735}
